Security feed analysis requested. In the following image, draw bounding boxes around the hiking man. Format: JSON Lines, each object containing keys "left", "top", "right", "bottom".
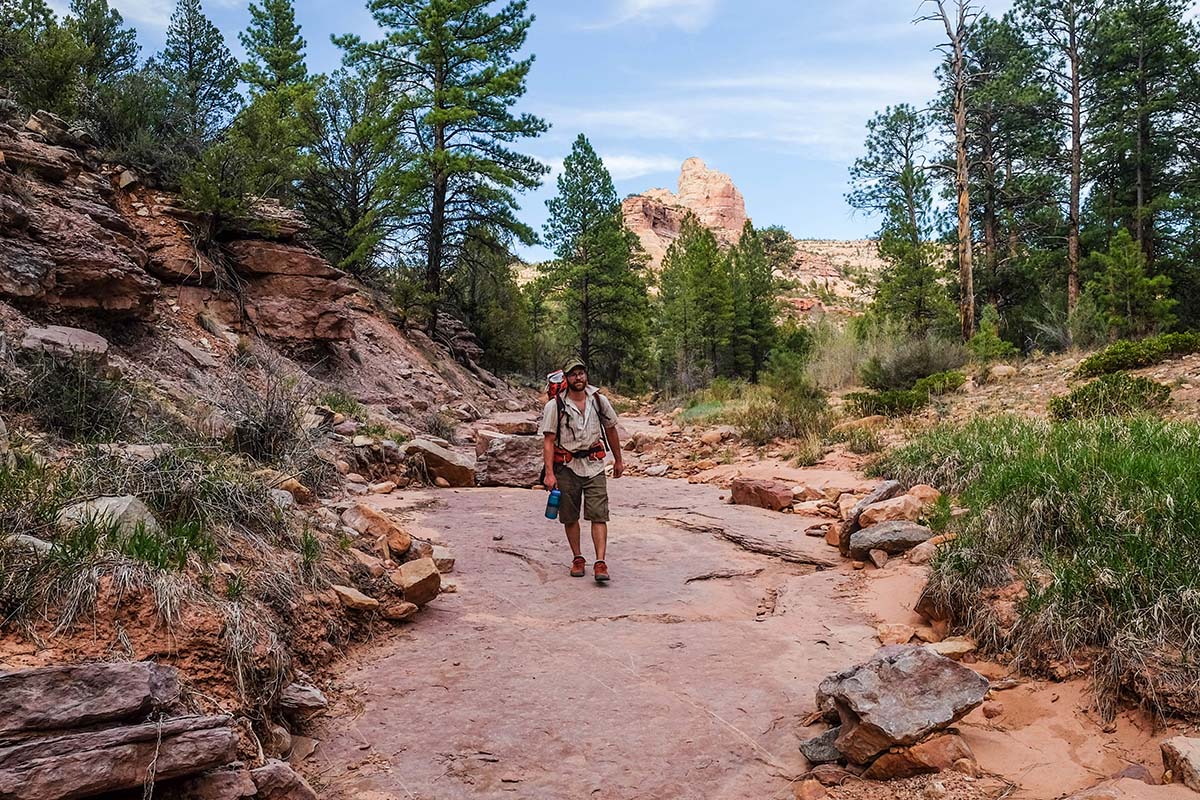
{"left": 540, "top": 358, "right": 624, "bottom": 582}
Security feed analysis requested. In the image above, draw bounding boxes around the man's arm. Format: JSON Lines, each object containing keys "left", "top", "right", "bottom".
{"left": 543, "top": 433, "right": 558, "bottom": 490}
{"left": 605, "top": 425, "right": 624, "bottom": 478}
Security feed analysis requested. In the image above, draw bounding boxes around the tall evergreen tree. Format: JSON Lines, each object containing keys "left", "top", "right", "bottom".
{"left": 1085, "top": 228, "right": 1176, "bottom": 337}
{"left": 657, "top": 216, "right": 732, "bottom": 390}
{"left": 239, "top": 0, "right": 307, "bottom": 95}
{"left": 66, "top": 0, "right": 138, "bottom": 86}
{"left": 848, "top": 105, "right": 955, "bottom": 332}
{"left": 337, "top": 0, "right": 549, "bottom": 335}
{"left": 726, "top": 222, "right": 777, "bottom": 381}
{"left": 298, "top": 68, "right": 403, "bottom": 279}
{"left": 541, "top": 134, "right": 651, "bottom": 389}
{"left": 156, "top": 0, "right": 240, "bottom": 154}
{"left": 0, "top": 0, "right": 88, "bottom": 115}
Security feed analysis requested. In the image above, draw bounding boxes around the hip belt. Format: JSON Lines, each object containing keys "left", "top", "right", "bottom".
{"left": 553, "top": 441, "right": 607, "bottom": 465}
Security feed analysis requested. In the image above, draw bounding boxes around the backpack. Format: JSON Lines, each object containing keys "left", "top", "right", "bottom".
{"left": 546, "top": 370, "right": 567, "bottom": 400}
{"left": 538, "top": 373, "right": 611, "bottom": 486}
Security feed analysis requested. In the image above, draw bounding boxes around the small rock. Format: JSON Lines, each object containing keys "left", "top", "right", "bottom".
{"left": 908, "top": 484, "right": 942, "bottom": 505}
{"left": 862, "top": 733, "right": 975, "bottom": 780}
{"left": 118, "top": 169, "right": 139, "bottom": 189}
{"left": 925, "top": 636, "right": 977, "bottom": 661}
{"left": 859, "top": 494, "right": 925, "bottom": 527}
{"left": 792, "top": 484, "right": 823, "bottom": 502}
{"left": 877, "top": 623, "right": 916, "bottom": 646}
{"left": 432, "top": 545, "right": 455, "bottom": 573}
{"left": 335, "top": 460, "right": 351, "bottom": 475}
{"left": 799, "top": 726, "right": 842, "bottom": 764}
{"left": 381, "top": 601, "right": 419, "bottom": 621}
{"left": 21, "top": 325, "right": 109, "bottom": 359}
{"left": 982, "top": 701, "right": 1004, "bottom": 719}
{"left": 730, "top": 478, "right": 794, "bottom": 511}
{"left": 645, "top": 464, "right": 670, "bottom": 477}
{"left": 348, "top": 548, "right": 386, "bottom": 578}
{"left": 352, "top": 435, "right": 376, "bottom": 448}
{"left": 333, "top": 421, "right": 359, "bottom": 436}
{"left": 434, "top": 476, "right": 451, "bottom": 488}
{"left": 266, "top": 723, "right": 292, "bottom": 758}
{"left": 250, "top": 759, "right": 319, "bottom": 800}
{"left": 269, "top": 489, "right": 295, "bottom": 509}
{"left": 58, "top": 495, "right": 160, "bottom": 536}
{"left": 278, "top": 684, "right": 328, "bottom": 715}
{"left": 989, "top": 364, "right": 1018, "bottom": 381}
{"left": 388, "top": 557, "right": 441, "bottom": 607}
{"left": 832, "top": 415, "right": 887, "bottom": 434}
{"left": 924, "top": 780, "right": 949, "bottom": 800}
{"left": 793, "top": 779, "right": 827, "bottom": 800}
{"left": 868, "top": 549, "right": 889, "bottom": 569}
{"left": 331, "top": 584, "right": 379, "bottom": 611}
{"left": 700, "top": 430, "right": 723, "bottom": 446}
{"left": 1162, "top": 736, "right": 1200, "bottom": 790}
{"left": 369, "top": 481, "right": 397, "bottom": 494}
{"left": 345, "top": 472, "right": 367, "bottom": 484}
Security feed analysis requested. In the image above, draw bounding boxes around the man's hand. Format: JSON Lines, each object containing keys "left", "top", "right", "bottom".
{"left": 612, "top": 458, "right": 625, "bottom": 479}
{"left": 544, "top": 470, "right": 558, "bottom": 491}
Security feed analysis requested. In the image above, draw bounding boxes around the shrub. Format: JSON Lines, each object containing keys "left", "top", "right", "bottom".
{"left": 912, "top": 370, "right": 966, "bottom": 397}
{"left": 845, "top": 389, "right": 928, "bottom": 418}
{"left": 860, "top": 334, "right": 967, "bottom": 391}
{"left": 423, "top": 412, "right": 459, "bottom": 443}
{"left": 729, "top": 394, "right": 830, "bottom": 446}
{"left": 845, "top": 427, "right": 883, "bottom": 455}
{"left": 966, "top": 305, "right": 1018, "bottom": 364}
{"left": 1075, "top": 332, "right": 1200, "bottom": 378}
{"left": 1048, "top": 372, "right": 1171, "bottom": 421}
{"left": 873, "top": 415, "right": 1200, "bottom": 718}
{"left": 226, "top": 354, "right": 311, "bottom": 463}
{"left": 319, "top": 390, "right": 363, "bottom": 419}
{"left": 1, "top": 350, "right": 134, "bottom": 442}
{"left": 787, "top": 432, "right": 826, "bottom": 466}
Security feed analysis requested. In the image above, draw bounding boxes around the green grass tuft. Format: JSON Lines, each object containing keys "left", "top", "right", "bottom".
{"left": 1075, "top": 332, "right": 1200, "bottom": 378}
{"left": 1049, "top": 372, "right": 1171, "bottom": 421}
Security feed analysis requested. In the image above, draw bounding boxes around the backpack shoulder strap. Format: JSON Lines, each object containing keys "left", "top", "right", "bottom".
{"left": 555, "top": 394, "right": 566, "bottom": 444}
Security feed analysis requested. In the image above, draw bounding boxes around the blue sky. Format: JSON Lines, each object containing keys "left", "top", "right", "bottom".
{"left": 58, "top": 0, "right": 1037, "bottom": 256}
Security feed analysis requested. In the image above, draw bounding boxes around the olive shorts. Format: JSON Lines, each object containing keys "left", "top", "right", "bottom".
{"left": 554, "top": 466, "right": 610, "bottom": 525}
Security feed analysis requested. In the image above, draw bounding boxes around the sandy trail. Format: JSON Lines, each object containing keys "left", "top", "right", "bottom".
{"left": 311, "top": 476, "right": 879, "bottom": 799}
{"left": 310, "top": 471, "right": 1190, "bottom": 800}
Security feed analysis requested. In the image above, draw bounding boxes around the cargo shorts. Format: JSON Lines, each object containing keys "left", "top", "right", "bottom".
{"left": 554, "top": 466, "right": 610, "bottom": 525}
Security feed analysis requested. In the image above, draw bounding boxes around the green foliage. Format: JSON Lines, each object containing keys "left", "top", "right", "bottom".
{"left": 1085, "top": 228, "right": 1177, "bottom": 339}
{"left": 156, "top": 0, "right": 241, "bottom": 156}
{"left": 758, "top": 225, "right": 797, "bottom": 271}
{"left": 1075, "top": 331, "right": 1200, "bottom": 377}
{"left": 860, "top": 334, "right": 968, "bottom": 391}
{"left": 239, "top": 0, "right": 307, "bottom": 94}
{"left": 912, "top": 370, "right": 967, "bottom": 396}
{"left": 448, "top": 230, "right": 534, "bottom": 375}
{"left": 1049, "top": 372, "right": 1171, "bottom": 420}
{"left": 83, "top": 68, "right": 188, "bottom": 180}
{"left": 726, "top": 222, "right": 779, "bottom": 381}
{"left": 967, "top": 305, "right": 1019, "bottom": 363}
{"left": 0, "top": 0, "right": 89, "bottom": 115}
{"left": 845, "top": 389, "right": 929, "bottom": 418}
{"left": 1, "top": 350, "right": 133, "bottom": 442}
{"left": 337, "top": 0, "right": 549, "bottom": 331}
{"left": 657, "top": 216, "right": 733, "bottom": 390}
{"left": 319, "top": 390, "right": 363, "bottom": 418}
{"left": 67, "top": 0, "right": 138, "bottom": 86}
{"left": 845, "top": 427, "right": 883, "bottom": 455}
{"left": 874, "top": 414, "right": 1200, "bottom": 717}
{"left": 732, "top": 362, "right": 830, "bottom": 446}
{"left": 541, "top": 135, "right": 651, "bottom": 390}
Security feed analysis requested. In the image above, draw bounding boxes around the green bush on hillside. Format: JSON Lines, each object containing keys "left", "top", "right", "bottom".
{"left": 846, "top": 370, "right": 965, "bottom": 418}
{"left": 860, "top": 335, "right": 968, "bottom": 391}
{"left": 872, "top": 415, "right": 1200, "bottom": 718}
{"left": 1075, "top": 332, "right": 1200, "bottom": 378}
{"left": 1049, "top": 372, "right": 1171, "bottom": 421}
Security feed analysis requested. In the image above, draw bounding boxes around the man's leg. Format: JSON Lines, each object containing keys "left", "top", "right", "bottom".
{"left": 565, "top": 521, "right": 583, "bottom": 557}
{"left": 557, "top": 468, "right": 587, "bottom": 577}
{"left": 590, "top": 522, "right": 607, "bottom": 562}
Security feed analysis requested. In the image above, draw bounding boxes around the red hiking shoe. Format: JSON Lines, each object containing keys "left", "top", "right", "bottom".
{"left": 570, "top": 556, "right": 586, "bottom": 578}
{"left": 593, "top": 561, "right": 610, "bottom": 583}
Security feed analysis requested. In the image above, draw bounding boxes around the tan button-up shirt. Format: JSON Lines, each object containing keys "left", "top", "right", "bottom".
{"left": 538, "top": 387, "right": 619, "bottom": 478}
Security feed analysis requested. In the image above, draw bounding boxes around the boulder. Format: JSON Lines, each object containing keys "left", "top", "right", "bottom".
{"left": 1162, "top": 737, "right": 1200, "bottom": 790}
{"left": 799, "top": 727, "right": 842, "bottom": 765}
{"left": 792, "top": 484, "right": 824, "bottom": 502}
{"left": 348, "top": 548, "right": 386, "bottom": 578}
{"left": 858, "top": 494, "right": 925, "bottom": 528}
{"left": 815, "top": 645, "right": 989, "bottom": 764}
{"left": 165, "top": 765, "right": 257, "bottom": 799}
{"left": 21, "top": 325, "right": 109, "bottom": 359}
{"left": 57, "top": 495, "right": 160, "bottom": 536}
{"left": 861, "top": 733, "right": 975, "bottom": 780}
{"left": 839, "top": 480, "right": 904, "bottom": 556}
{"left": 908, "top": 484, "right": 942, "bottom": 505}
{"left": 250, "top": 759, "right": 319, "bottom": 800}
{"left": 389, "top": 557, "right": 441, "bottom": 607}
{"left": 0, "top": 662, "right": 179, "bottom": 736}
{"left": 404, "top": 439, "right": 476, "bottom": 487}
{"left": 877, "top": 624, "right": 916, "bottom": 646}
{"left": 341, "top": 504, "right": 411, "bottom": 558}
{"left": 24, "top": 110, "right": 73, "bottom": 146}
{"left": 331, "top": 584, "right": 379, "bottom": 611}
{"left": 0, "top": 715, "right": 238, "bottom": 800}
{"left": 477, "top": 434, "right": 541, "bottom": 488}
{"left": 277, "top": 684, "right": 328, "bottom": 715}
{"left": 731, "top": 478, "right": 794, "bottom": 511}
{"left": 848, "top": 522, "right": 935, "bottom": 560}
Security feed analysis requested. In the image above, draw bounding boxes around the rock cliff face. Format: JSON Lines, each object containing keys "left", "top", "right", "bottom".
{"left": 0, "top": 108, "right": 354, "bottom": 343}
{"left": 621, "top": 157, "right": 748, "bottom": 268}
{"left": 621, "top": 158, "right": 885, "bottom": 308}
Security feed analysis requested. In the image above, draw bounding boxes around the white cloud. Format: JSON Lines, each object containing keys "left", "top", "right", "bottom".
{"left": 589, "top": 0, "right": 719, "bottom": 32}
{"left": 599, "top": 154, "right": 681, "bottom": 180}
{"left": 50, "top": 0, "right": 243, "bottom": 28}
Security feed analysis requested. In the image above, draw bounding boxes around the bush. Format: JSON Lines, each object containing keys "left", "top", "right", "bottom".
{"left": 966, "top": 305, "right": 1018, "bottom": 364}
{"left": 319, "top": 390, "right": 363, "bottom": 419}
{"left": 860, "top": 334, "right": 968, "bottom": 391}
{"left": 1, "top": 350, "right": 134, "bottom": 442}
{"left": 845, "top": 427, "right": 883, "bottom": 455}
{"left": 872, "top": 415, "right": 1200, "bottom": 718}
{"left": 1075, "top": 332, "right": 1200, "bottom": 378}
{"left": 227, "top": 355, "right": 310, "bottom": 463}
{"left": 1048, "top": 373, "right": 1171, "bottom": 421}
{"left": 729, "top": 394, "right": 830, "bottom": 446}
{"left": 845, "top": 389, "right": 928, "bottom": 418}
{"left": 912, "top": 370, "right": 966, "bottom": 397}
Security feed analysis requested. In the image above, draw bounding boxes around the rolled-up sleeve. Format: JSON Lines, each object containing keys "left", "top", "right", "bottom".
{"left": 538, "top": 400, "right": 558, "bottom": 436}
{"left": 598, "top": 395, "right": 619, "bottom": 428}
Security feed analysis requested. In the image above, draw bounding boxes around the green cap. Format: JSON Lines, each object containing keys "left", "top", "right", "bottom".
{"left": 562, "top": 357, "right": 587, "bottom": 375}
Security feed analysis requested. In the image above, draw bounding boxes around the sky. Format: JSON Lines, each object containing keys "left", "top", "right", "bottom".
{"left": 54, "top": 0, "right": 1040, "bottom": 258}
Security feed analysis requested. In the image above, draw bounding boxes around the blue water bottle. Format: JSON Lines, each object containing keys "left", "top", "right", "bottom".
{"left": 545, "top": 489, "right": 562, "bottom": 520}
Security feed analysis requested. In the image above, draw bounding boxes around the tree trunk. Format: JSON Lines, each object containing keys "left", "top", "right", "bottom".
{"left": 982, "top": 119, "right": 998, "bottom": 303}
{"left": 1067, "top": 38, "right": 1082, "bottom": 312}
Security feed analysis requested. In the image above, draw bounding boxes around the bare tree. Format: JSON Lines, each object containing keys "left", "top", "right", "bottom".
{"left": 921, "top": 0, "right": 980, "bottom": 341}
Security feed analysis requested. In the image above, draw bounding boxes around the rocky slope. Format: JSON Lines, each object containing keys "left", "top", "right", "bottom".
{"left": 620, "top": 158, "right": 884, "bottom": 309}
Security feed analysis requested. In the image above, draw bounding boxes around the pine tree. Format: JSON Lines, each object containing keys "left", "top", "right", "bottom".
{"left": 66, "top": 0, "right": 139, "bottom": 86}
{"left": 297, "top": 68, "right": 403, "bottom": 280}
{"left": 0, "top": 0, "right": 88, "bottom": 115}
{"left": 848, "top": 105, "right": 956, "bottom": 333}
{"left": 657, "top": 216, "right": 732, "bottom": 389}
{"left": 337, "top": 0, "right": 549, "bottom": 335}
{"left": 239, "top": 0, "right": 307, "bottom": 95}
{"left": 448, "top": 229, "right": 533, "bottom": 374}
{"left": 541, "top": 134, "right": 651, "bottom": 389}
{"left": 1085, "top": 228, "right": 1176, "bottom": 338}
{"left": 726, "top": 222, "right": 777, "bottom": 381}
{"left": 157, "top": 0, "right": 240, "bottom": 154}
